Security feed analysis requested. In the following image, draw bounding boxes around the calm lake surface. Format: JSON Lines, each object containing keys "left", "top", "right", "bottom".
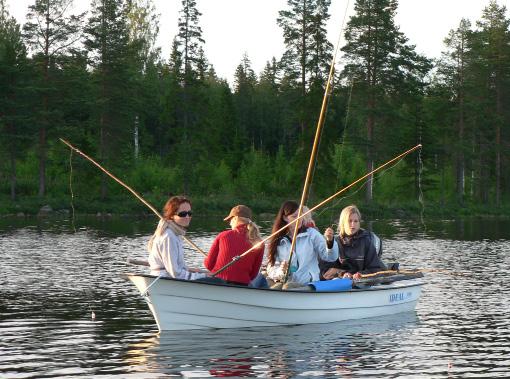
{"left": 1, "top": 215, "right": 509, "bottom": 378}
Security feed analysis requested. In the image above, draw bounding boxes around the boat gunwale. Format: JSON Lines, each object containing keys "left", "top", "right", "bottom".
{"left": 124, "top": 273, "right": 424, "bottom": 294}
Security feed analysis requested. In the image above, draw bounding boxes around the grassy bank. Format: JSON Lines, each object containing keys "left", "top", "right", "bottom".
{"left": 1, "top": 194, "right": 509, "bottom": 220}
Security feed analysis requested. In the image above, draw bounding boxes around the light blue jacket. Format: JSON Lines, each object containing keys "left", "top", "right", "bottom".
{"left": 267, "top": 227, "right": 338, "bottom": 283}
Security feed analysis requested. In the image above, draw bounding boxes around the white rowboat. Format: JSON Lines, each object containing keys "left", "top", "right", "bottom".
{"left": 127, "top": 274, "right": 423, "bottom": 331}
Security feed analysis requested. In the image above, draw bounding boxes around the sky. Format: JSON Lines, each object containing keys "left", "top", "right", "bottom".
{"left": 4, "top": 0, "right": 510, "bottom": 83}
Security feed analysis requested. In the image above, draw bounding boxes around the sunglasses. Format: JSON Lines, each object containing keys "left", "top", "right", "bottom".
{"left": 176, "top": 211, "right": 193, "bottom": 218}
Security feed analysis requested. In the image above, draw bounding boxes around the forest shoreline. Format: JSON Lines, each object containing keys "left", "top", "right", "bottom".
{"left": 1, "top": 194, "right": 508, "bottom": 220}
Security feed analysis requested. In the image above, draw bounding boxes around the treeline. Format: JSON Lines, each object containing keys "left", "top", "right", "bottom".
{"left": 0, "top": 0, "right": 509, "bottom": 215}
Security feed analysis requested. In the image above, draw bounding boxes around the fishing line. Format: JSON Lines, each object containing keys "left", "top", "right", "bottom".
{"left": 68, "top": 149, "right": 76, "bottom": 233}
{"left": 334, "top": 79, "right": 355, "bottom": 190}
{"left": 417, "top": 145, "right": 426, "bottom": 232}
{"left": 60, "top": 138, "right": 206, "bottom": 256}
{"left": 328, "top": 78, "right": 355, "bottom": 226}
{"left": 54, "top": 283, "right": 98, "bottom": 320}
{"left": 316, "top": 155, "right": 407, "bottom": 221}
{"left": 306, "top": 0, "right": 351, "bottom": 208}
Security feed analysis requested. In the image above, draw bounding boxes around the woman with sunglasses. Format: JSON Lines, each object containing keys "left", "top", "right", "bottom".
{"left": 266, "top": 200, "right": 338, "bottom": 285}
{"left": 203, "top": 205, "right": 265, "bottom": 286}
{"left": 148, "top": 196, "right": 207, "bottom": 279}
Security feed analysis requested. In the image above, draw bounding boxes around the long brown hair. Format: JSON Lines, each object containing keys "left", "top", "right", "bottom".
{"left": 162, "top": 195, "right": 191, "bottom": 220}
{"left": 267, "top": 200, "right": 299, "bottom": 265}
{"left": 147, "top": 196, "right": 191, "bottom": 251}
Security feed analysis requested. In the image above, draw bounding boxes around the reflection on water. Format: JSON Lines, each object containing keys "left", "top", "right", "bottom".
{"left": 1, "top": 216, "right": 509, "bottom": 378}
{"left": 125, "top": 314, "right": 420, "bottom": 378}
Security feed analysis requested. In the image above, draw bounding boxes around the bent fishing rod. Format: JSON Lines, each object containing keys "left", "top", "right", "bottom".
{"left": 212, "top": 144, "right": 422, "bottom": 276}
{"left": 59, "top": 138, "right": 207, "bottom": 256}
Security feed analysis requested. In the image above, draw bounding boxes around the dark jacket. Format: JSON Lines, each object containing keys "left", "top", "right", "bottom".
{"left": 319, "top": 229, "right": 386, "bottom": 278}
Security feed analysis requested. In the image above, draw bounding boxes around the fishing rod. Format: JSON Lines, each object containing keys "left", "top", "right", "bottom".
{"left": 283, "top": 0, "right": 352, "bottom": 284}
{"left": 59, "top": 138, "right": 207, "bottom": 256}
{"left": 212, "top": 144, "right": 422, "bottom": 277}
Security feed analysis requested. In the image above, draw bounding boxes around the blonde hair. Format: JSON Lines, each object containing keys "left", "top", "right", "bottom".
{"left": 233, "top": 216, "right": 263, "bottom": 246}
{"left": 301, "top": 206, "right": 315, "bottom": 227}
{"left": 337, "top": 205, "right": 361, "bottom": 237}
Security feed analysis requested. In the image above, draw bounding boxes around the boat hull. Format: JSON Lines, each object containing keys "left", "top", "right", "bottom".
{"left": 127, "top": 274, "right": 422, "bottom": 331}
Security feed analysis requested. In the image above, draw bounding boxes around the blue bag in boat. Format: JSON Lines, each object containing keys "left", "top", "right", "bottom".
{"left": 308, "top": 278, "right": 353, "bottom": 292}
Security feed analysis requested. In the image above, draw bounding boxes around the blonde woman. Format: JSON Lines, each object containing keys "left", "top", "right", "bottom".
{"left": 321, "top": 205, "right": 386, "bottom": 280}
{"left": 203, "top": 205, "right": 265, "bottom": 286}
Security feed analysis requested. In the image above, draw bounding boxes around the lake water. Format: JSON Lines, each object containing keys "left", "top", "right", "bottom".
{"left": 1, "top": 215, "right": 509, "bottom": 378}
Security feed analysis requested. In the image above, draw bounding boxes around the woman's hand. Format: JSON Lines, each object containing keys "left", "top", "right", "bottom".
{"left": 323, "top": 268, "right": 339, "bottom": 280}
{"left": 342, "top": 272, "right": 353, "bottom": 279}
{"left": 280, "top": 260, "right": 289, "bottom": 271}
{"left": 352, "top": 272, "right": 362, "bottom": 280}
{"left": 324, "top": 227, "right": 334, "bottom": 242}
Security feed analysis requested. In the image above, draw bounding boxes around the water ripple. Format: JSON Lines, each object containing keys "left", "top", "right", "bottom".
{"left": 1, "top": 220, "right": 509, "bottom": 377}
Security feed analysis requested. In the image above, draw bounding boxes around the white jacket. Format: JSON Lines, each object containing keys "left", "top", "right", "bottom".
{"left": 267, "top": 227, "right": 338, "bottom": 284}
{"left": 148, "top": 227, "right": 205, "bottom": 280}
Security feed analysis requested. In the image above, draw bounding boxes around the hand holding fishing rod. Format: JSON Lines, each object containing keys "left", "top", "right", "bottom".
{"left": 212, "top": 144, "right": 422, "bottom": 277}
{"left": 59, "top": 138, "right": 207, "bottom": 256}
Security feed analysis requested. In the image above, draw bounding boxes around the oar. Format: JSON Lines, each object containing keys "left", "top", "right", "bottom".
{"left": 59, "top": 138, "right": 207, "bottom": 256}
{"left": 211, "top": 144, "right": 422, "bottom": 277}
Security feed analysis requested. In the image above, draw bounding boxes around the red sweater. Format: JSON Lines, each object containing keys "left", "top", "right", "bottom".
{"left": 204, "top": 224, "right": 264, "bottom": 285}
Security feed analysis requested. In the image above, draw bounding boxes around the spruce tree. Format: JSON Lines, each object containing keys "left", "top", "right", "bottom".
{"left": 256, "top": 58, "right": 284, "bottom": 153}
{"left": 475, "top": 1, "right": 510, "bottom": 206}
{"left": 0, "top": 1, "right": 29, "bottom": 200}
{"left": 436, "top": 19, "right": 474, "bottom": 205}
{"left": 233, "top": 53, "right": 257, "bottom": 148}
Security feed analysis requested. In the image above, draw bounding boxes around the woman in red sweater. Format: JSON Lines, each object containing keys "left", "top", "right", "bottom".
{"left": 204, "top": 205, "right": 265, "bottom": 286}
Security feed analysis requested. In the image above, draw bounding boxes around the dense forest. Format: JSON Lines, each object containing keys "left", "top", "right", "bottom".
{"left": 0, "top": 0, "right": 509, "bottom": 216}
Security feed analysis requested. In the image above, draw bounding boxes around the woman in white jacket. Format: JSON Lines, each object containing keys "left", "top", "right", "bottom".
{"left": 148, "top": 196, "right": 207, "bottom": 280}
{"left": 266, "top": 201, "right": 338, "bottom": 284}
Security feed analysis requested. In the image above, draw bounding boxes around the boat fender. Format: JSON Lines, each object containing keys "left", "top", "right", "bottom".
{"left": 308, "top": 278, "right": 352, "bottom": 292}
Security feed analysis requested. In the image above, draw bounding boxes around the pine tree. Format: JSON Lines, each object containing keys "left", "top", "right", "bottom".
{"left": 85, "top": 0, "right": 136, "bottom": 199}
{"left": 126, "top": 0, "right": 161, "bottom": 160}
{"left": 341, "top": 0, "right": 430, "bottom": 202}
{"left": 22, "top": 0, "right": 84, "bottom": 197}
{"left": 277, "top": 0, "right": 333, "bottom": 136}
{"left": 177, "top": 0, "right": 205, "bottom": 83}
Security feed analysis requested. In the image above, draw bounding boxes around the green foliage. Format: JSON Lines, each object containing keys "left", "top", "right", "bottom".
{"left": 192, "top": 159, "right": 234, "bottom": 195}
{"left": 128, "top": 156, "right": 182, "bottom": 196}
{"left": 236, "top": 149, "right": 272, "bottom": 196}
{"left": 329, "top": 144, "right": 365, "bottom": 187}
{"left": 0, "top": 0, "right": 509, "bottom": 216}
